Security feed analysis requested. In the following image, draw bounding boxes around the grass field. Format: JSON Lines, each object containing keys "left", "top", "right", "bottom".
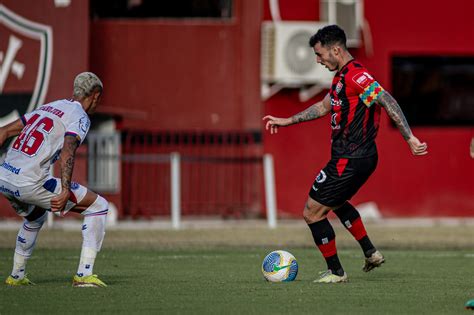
{"left": 0, "top": 222, "right": 473, "bottom": 314}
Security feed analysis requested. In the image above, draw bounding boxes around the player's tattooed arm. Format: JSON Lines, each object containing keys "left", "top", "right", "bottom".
{"left": 291, "top": 104, "right": 326, "bottom": 123}
{"left": 50, "top": 135, "right": 79, "bottom": 212}
{"left": 291, "top": 93, "right": 331, "bottom": 124}
{"left": 263, "top": 94, "right": 331, "bottom": 134}
{"left": 377, "top": 90, "right": 428, "bottom": 155}
{"left": 59, "top": 136, "right": 79, "bottom": 191}
{"left": 377, "top": 90, "right": 412, "bottom": 140}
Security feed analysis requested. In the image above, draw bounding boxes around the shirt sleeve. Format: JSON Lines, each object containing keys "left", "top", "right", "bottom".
{"left": 65, "top": 113, "right": 90, "bottom": 145}
{"left": 349, "top": 70, "right": 385, "bottom": 107}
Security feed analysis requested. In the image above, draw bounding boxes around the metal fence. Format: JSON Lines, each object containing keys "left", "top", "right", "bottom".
{"left": 82, "top": 131, "right": 277, "bottom": 228}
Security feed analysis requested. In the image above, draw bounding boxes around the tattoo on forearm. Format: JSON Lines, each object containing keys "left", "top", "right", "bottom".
{"left": 60, "top": 137, "right": 78, "bottom": 191}
{"left": 291, "top": 104, "right": 325, "bottom": 124}
{"left": 378, "top": 91, "right": 412, "bottom": 140}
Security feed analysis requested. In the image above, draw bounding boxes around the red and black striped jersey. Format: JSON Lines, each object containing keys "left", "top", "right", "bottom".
{"left": 329, "top": 60, "right": 384, "bottom": 158}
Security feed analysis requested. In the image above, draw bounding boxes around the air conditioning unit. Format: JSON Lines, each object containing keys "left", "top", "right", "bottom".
{"left": 261, "top": 21, "right": 334, "bottom": 86}
{"left": 320, "top": 0, "right": 363, "bottom": 47}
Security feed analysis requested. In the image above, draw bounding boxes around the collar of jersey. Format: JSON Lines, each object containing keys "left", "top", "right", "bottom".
{"left": 337, "top": 59, "right": 355, "bottom": 75}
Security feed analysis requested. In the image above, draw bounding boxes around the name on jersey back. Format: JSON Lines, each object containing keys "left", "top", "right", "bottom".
{"left": 38, "top": 106, "right": 65, "bottom": 118}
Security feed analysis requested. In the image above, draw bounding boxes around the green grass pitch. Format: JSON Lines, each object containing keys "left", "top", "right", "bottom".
{"left": 0, "top": 246, "right": 472, "bottom": 314}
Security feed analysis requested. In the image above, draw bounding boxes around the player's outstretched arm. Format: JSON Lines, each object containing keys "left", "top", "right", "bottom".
{"left": 377, "top": 90, "right": 428, "bottom": 156}
{"left": 0, "top": 119, "right": 24, "bottom": 147}
{"left": 262, "top": 94, "right": 331, "bottom": 134}
{"left": 51, "top": 135, "right": 79, "bottom": 212}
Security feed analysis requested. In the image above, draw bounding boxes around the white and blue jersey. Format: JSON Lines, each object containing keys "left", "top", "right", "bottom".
{"left": 0, "top": 99, "right": 90, "bottom": 186}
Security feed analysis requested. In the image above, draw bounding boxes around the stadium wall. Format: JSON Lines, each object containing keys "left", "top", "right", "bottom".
{"left": 89, "top": 0, "right": 262, "bottom": 131}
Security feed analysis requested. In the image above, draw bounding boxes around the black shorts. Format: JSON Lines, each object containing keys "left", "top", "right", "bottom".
{"left": 308, "top": 155, "right": 378, "bottom": 207}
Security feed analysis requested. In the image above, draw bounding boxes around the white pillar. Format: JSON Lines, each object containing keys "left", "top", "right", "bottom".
{"left": 263, "top": 154, "right": 277, "bottom": 229}
{"left": 46, "top": 211, "right": 54, "bottom": 229}
{"left": 170, "top": 152, "right": 181, "bottom": 229}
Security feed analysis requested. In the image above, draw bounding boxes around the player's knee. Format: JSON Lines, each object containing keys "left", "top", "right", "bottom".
{"left": 84, "top": 195, "right": 109, "bottom": 216}
{"left": 25, "top": 207, "right": 47, "bottom": 222}
{"left": 95, "top": 195, "right": 108, "bottom": 212}
{"left": 16, "top": 213, "right": 46, "bottom": 255}
{"left": 24, "top": 211, "right": 47, "bottom": 230}
{"left": 303, "top": 207, "right": 313, "bottom": 224}
{"left": 334, "top": 202, "right": 359, "bottom": 222}
{"left": 303, "top": 202, "right": 329, "bottom": 224}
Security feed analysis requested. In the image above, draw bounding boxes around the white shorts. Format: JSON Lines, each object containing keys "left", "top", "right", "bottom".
{"left": 0, "top": 177, "right": 88, "bottom": 217}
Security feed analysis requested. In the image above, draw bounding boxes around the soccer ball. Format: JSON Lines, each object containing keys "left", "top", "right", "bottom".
{"left": 261, "top": 250, "right": 298, "bottom": 282}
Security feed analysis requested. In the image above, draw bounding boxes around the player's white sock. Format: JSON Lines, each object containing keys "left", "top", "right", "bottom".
{"left": 11, "top": 213, "right": 46, "bottom": 279}
{"left": 77, "top": 196, "right": 108, "bottom": 277}
{"left": 11, "top": 252, "right": 27, "bottom": 280}
{"left": 77, "top": 247, "right": 98, "bottom": 277}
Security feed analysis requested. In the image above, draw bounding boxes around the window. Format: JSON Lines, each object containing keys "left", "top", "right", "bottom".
{"left": 392, "top": 56, "right": 474, "bottom": 126}
{"left": 91, "top": 0, "right": 233, "bottom": 19}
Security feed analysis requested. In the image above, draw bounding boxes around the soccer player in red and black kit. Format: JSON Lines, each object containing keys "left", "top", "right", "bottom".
{"left": 263, "top": 25, "right": 428, "bottom": 283}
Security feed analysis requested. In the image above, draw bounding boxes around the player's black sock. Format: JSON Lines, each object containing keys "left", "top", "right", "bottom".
{"left": 359, "top": 236, "right": 376, "bottom": 257}
{"left": 308, "top": 219, "right": 344, "bottom": 276}
{"left": 335, "top": 202, "right": 376, "bottom": 258}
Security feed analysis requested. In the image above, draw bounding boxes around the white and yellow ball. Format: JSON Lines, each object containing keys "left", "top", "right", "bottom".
{"left": 261, "top": 250, "right": 298, "bottom": 282}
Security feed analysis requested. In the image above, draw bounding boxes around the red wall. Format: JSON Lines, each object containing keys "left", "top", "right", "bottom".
{"left": 0, "top": 0, "right": 89, "bottom": 102}
{"left": 90, "top": 0, "right": 262, "bottom": 131}
{"left": 263, "top": 0, "right": 474, "bottom": 217}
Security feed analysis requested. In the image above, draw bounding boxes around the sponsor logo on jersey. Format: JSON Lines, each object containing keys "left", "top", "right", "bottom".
{"left": 356, "top": 75, "right": 367, "bottom": 84}
{"left": 79, "top": 115, "right": 90, "bottom": 133}
{"left": 335, "top": 81, "right": 343, "bottom": 94}
{"left": 0, "top": 184, "right": 20, "bottom": 197}
{"left": 330, "top": 98, "right": 341, "bottom": 107}
{"left": 71, "top": 181, "right": 79, "bottom": 190}
{"left": 352, "top": 71, "right": 374, "bottom": 89}
{"left": 0, "top": 4, "right": 52, "bottom": 128}
{"left": 331, "top": 112, "right": 341, "bottom": 130}
{"left": 0, "top": 161, "right": 20, "bottom": 174}
{"left": 316, "top": 170, "right": 327, "bottom": 183}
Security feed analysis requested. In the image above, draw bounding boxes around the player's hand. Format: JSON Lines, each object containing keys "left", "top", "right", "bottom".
{"left": 407, "top": 135, "right": 428, "bottom": 156}
{"left": 51, "top": 189, "right": 70, "bottom": 212}
{"left": 262, "top": 115, "right": 292, "bottom": 134}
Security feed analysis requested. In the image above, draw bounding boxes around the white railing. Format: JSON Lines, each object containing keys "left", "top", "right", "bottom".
{"left": 169, "top": 152, "right": 278, "bottom": 229}
{"left": 263, "top": 154, "right": 277, "bottom": 229}
{"left": 170, "top": 152, "right": 181, "bottom": 229}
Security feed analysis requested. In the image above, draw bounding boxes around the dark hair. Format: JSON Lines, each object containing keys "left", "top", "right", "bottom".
{"left": 309, "top": 25, "right": 347, "bottom": 49}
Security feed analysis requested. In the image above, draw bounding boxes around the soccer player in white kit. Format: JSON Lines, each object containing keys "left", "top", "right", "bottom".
{"left": 0, "top": 72, "right": 109, "bottom": 287}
